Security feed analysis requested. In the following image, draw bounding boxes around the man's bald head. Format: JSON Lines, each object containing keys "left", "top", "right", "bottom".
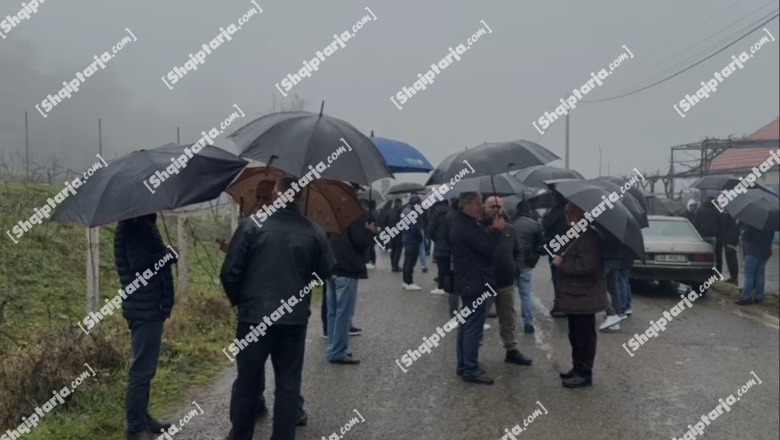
{"left": 484, "top": 195, "right": 504, "bottom": 218}
{"left": 274, "top": 176, "right": 302, "bottom": 202}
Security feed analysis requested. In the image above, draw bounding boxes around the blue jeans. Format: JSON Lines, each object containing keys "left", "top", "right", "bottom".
{"left": 456, "top": 295, "right": 488, "bottom": 376}
{"left": 618, "top": 267, "right": 632, "bottom": 313}
{"left": 742, "top": 254, "right": 768, "bottom": 301}
{"left": 516, "top": 268, "right": 534, "bottom": 326}
{"left": 325, "top": 276, "right": 358, "bottom": 361}
{"left": 419, "top": 236, "right": 428, "bottom": 268}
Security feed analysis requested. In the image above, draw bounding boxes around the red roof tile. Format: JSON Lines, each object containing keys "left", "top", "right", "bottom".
{"left": 709, "top": 117, "right": 779, "bottom": 172}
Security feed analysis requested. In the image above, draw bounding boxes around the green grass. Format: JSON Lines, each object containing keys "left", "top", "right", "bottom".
{"left": 710, "top": 280, "right": 779, "bottom": 316}
{"left": 0, "top": 182, "right": 238, "bottom": 439}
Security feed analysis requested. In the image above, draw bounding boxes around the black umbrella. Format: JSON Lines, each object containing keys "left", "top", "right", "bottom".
{"left": 445, "top": 173, "right": 533, "bottom": 197}
{"left": 511, "top": 165, "right": 583, "bottom": 187}
{"left": 227, "top": 105, "right": 393, "bottom": 185}
{"left": 502, "top": 188, "right": 549, "bottom": 218}
{"left": 425, "top": 140, "right": 560, "bottom": 186}
{"left": 598, "top": 176, "right": 648, "bottom": 211}
{"left": 386, "top": 182, "right": 426, "bottom": 196}
{"left": 720, "top": 189, "right": 779, "bottom": 231}
{"left": 587, "top": 179, "right": 649, "bottom": 228}
{"left": 52, "top": 144, "right": 248, "bottom": 227}
{"left": 690, "top": 175, "right": 776, "bottom": 196}
{"left": 550, "top": 180, "right": 645, "bottom": 259}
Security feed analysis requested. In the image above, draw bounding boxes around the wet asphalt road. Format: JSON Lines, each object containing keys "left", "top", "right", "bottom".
{"left": 170, "top": 251, "right": 779, "bottom": 440}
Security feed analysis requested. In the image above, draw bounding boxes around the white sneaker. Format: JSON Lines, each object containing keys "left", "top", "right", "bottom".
{"left": 624, "top": 308, "right": 632, "bottom": 316}
{"left": 483, "top": 323, "right": 491, "bottom": 330}
{"left": 599, "top": 314, "right": 624, "bottom": 330}
{"left": 366, "top": 263, "right": 375, "bottom": 269}
{"left": 430, "top": 288, "right": 446, "bottom": 295}
{"left": 607, "top": 323, "right": 621, "bottom": 331}
{"left": 404, "top": 284, "right": 422, "bottom": 291}
{"left": 401, "top": 283, "right": 408, "bottom": 289}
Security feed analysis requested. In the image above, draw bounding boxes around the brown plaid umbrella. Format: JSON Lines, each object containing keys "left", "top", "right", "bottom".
{"left": 225, "top": 166, "right": 364, "bottom": 234}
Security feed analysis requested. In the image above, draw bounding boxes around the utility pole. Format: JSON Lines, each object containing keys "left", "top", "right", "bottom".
{"left": 25, "top": 111, "right": 29, "bottom": 182}
{"left": 177, "top": 126, "right": 180, "bottom": 144}
{"left": 564, "top": 92, "right": 571, "bottom": 169}
{"left": 98, "top": 118, "right": 102, "bottom": 156}
{"left": 598, "top": 145, "right": 602, "bottom": 177}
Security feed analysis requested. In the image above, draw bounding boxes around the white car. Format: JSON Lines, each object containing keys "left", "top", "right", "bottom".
{"left": 630, "top": 215, "right": 715, "bottom": 293}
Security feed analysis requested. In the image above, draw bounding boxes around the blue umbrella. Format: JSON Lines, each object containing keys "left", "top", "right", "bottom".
{"left": 370, "top": 132, "right": 433, "bottom": 173}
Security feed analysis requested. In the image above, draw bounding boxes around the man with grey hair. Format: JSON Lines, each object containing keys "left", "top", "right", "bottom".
{"left": 450, "top": 192, "right": 504, "bottom": 385}
{"left": 483, "top": 196, "right": 533, "bottom": 366}
{"left": 221, "top": 176, "right": 335, "bottom": 440}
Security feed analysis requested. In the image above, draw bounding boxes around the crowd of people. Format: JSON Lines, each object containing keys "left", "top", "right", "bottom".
{"left": 112, "top": 178, "right": 774, "bottom": 440}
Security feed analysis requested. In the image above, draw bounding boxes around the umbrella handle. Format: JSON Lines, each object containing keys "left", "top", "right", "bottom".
{"left": 160, "top": 213, "right": 179, "bottom": 278}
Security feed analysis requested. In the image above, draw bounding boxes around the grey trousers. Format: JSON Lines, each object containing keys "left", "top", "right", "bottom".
{"left": 486, "top": 285, "right": 519, "bottom": 352}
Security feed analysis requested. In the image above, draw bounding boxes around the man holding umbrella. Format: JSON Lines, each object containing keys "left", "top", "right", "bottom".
{"left": 736, "top": 224, "right": 774, "bottom": 305}
{"left": 401, "top": 195, "right": 424, "bottom": 291}
{"left": 552, "top": 202, "right": 607, "bottom": 388}
{"left": 221, "top": 177, "right": 334, "bottom": 440}
{"left": 116, "top": 213, "right": 178, "bottom": 440}
{"left": 383, "top": 199, "right": 404, "bottom": 272}
{"left": 542, "top": 191, "right": 568, "bottom": 317}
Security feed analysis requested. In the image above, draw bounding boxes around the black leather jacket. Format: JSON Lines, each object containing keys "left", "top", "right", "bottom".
{"left": 220, "top": 204, "right": 334, "bottom": 325}
{"left": 511, "top": 213, "right": 545, "bottom": 269}
{"left": 114, "top": 214, "right": 177, "bottom": 322}
{"left": 450, "top": 212, "right": 502, "bottom": 296}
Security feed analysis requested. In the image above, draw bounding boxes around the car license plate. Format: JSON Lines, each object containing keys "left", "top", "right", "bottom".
{"left": 655, "top": 254, "right": 687, "bottom": 263}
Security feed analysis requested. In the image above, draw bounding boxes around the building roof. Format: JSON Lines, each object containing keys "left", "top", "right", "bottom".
{"left": 709, "top": 117, "right": 779, "bottom": 172}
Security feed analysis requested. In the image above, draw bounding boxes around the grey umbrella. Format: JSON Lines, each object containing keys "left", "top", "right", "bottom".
{"left": 445, "top": 173, "right": 534, "bottom": 197}
{"left": 720, "top": 189, "right": 779, "bottom": 231}
{"left": 587, "top": 179, "right": 649, "bottom": 228}
{"left": 690, "top": 175, "right": 776, "bottom": 196}
{"left": 425, "top": 140, "right": 560, "bottom": 187}
{"left": 227, "top": 104, "right": 393, "bottom": 185}
{"left": 51, "top": 143, "right": 248, "bottom": 227}
{"left": 511, "top": 165, "right": 583, "bottom": 187}
{"left": 386, "top": 182, "right": 426, "bottom": 195}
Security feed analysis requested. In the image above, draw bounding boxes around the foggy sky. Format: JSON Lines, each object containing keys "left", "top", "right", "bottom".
{"left": 1, "top": 0, "right": 778, "bottom": 182}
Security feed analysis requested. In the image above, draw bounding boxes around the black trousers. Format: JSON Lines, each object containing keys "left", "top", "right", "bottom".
{"left": 364, "top": 244, "right": 376, "bottom": 265}
{"left": 714, "top": 238, "right": 724, "bottom": 273}
{"left": 435, "top": 256, "right": 451, "bottom": 290}
{"left": 402, "top": 243, "right": 420, "bottom": 285}
{"left": 725, "top": 246, "right": 739, "bottom": 280}
{"left": 321, "top": 280, "right": 328, "bottom": 334}
{"left": 567, "top": 314, "right": 596, "bottom": 377}
{"left": 126, "top": 319, "right": 164, "bottom": 434}
{"left": 390, "top": 236, "right": 403, "bottom": 269}
{"left": 229, "top": 323, "right": 306, "bottom": 440}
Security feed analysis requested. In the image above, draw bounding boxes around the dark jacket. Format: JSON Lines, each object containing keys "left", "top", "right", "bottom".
{"left": 401, "top": 205, "right": 423, "bottom": 244}
{"left": 330, "top": 215, "right": 373, "bottom": 279}
{"left": 428, "top": 205, "right": 452, "bottom": 258}
{"left": 542, "top": 203, "right": 568, "bottom": 249}
{"left": 450, "top": 211, "right": 502, "bottom": 296}
{"left": 383, "top": 206, "right": 403, "bottom": 232}
{"left": 114, "top": 214, "right": 177, "bottom": 321}
{"left": 554, "top": 228, "right": 607, "bottom": 315}
{"left": 220, "top": 204, "right": 334, "bottom": 325}
{"left": 742, "top": 225, "right": 774, "bottom": 258}
{"left": 490, "top": 222, "right": 524, "bottom": 288}
{"left": 722, "top": 214, "right": 740, "bottom": 246}
{"left": 693, "top": 204, "right": 722, "bottom": 238}
{"left": 511, "top": 213, "right": 545, "bottom": 269}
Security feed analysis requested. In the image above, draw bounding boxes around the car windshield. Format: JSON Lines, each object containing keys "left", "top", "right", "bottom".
{"left": 643, "top": 219, "right": 700, "bottom": 240}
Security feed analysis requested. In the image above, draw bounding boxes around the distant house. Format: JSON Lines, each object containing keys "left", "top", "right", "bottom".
{"left": 709, "top": 117, "right": 779, "bottom": 191}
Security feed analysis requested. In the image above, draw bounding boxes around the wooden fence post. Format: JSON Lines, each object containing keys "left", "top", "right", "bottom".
{"left": 86, "top": 227, "right": 100, "bottom": 314}
{"left": 177, "top": 214, "right": 188, "bottom": 293}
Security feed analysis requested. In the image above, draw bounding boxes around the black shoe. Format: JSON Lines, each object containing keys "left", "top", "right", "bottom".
{"left": 461, "top": 373, "right": 494, "bottom": 385}
{"left": 559, "top": 369, "right": 575, "bottom": 379}
{"left": 349, "top": 326, "right": 362, "bottom": 336}
{"left": 505, "top": 350, "right": 533, "bottom": 366}
{"left": 422, "top": 266, "right": 429, "bottom": 273}
{"left": 524, "top": 324, "right": 535, "bottom": 334}
{"left": 734, "top": 299, "right": 753, "bottom": 306}
{"left": 296, "top": 409, "right": 308, "bottom": 426}
{"left": 127, "top": 429, "right": 156, "bottom": 440}
{"left": 753, "top": 297, "right": 764, "bottom": 304}
{"left": 148, "top": 418, "right": 172, "bottom": 433}
{"left": 255, "top": 404, "right": 268, "bottom": 419}
{"left": 487, "top": 311, "right": 498, "bottom": 318}
{"left": 562, "top": 374, "right": 592, "bottom": 388}
{"left": 456, "top": 368, "right": 485, "bottom": 377}
{"left": 550, "top": 309, "right": 567, "bottom": 318}
{"left": 391, "top": 267, "right": 401, "bottom": 272}
{"left": 330, "top": 358, "right": 360, "bottom": 364}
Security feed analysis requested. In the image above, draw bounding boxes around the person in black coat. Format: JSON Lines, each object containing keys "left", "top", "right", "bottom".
{"left": 115, "top": 213, "right": 178, "bottom": 440}
{"left": 721, "top": 212, "right": 740, "bottom": 285}
{"left": 221, "top": 177, "right": 334, "bottom": 440}
{"left": 693, "top": 198, "right": 724, "bottom": 271}
{"left": 383, "top": 198, "right": 404, "bottom": 271}
{"left": 541, "top": 191, "right": 568, "bottom": 317}
{"left": 450, "top": 192, "right": 504, "bottom": 385}
{"left": 427, "top": 200, "right": 451, "bottom": 294}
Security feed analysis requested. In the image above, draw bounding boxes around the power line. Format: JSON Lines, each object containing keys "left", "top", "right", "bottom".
{"left": 581, "top": 11, "right": 778, "bottom": 103}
